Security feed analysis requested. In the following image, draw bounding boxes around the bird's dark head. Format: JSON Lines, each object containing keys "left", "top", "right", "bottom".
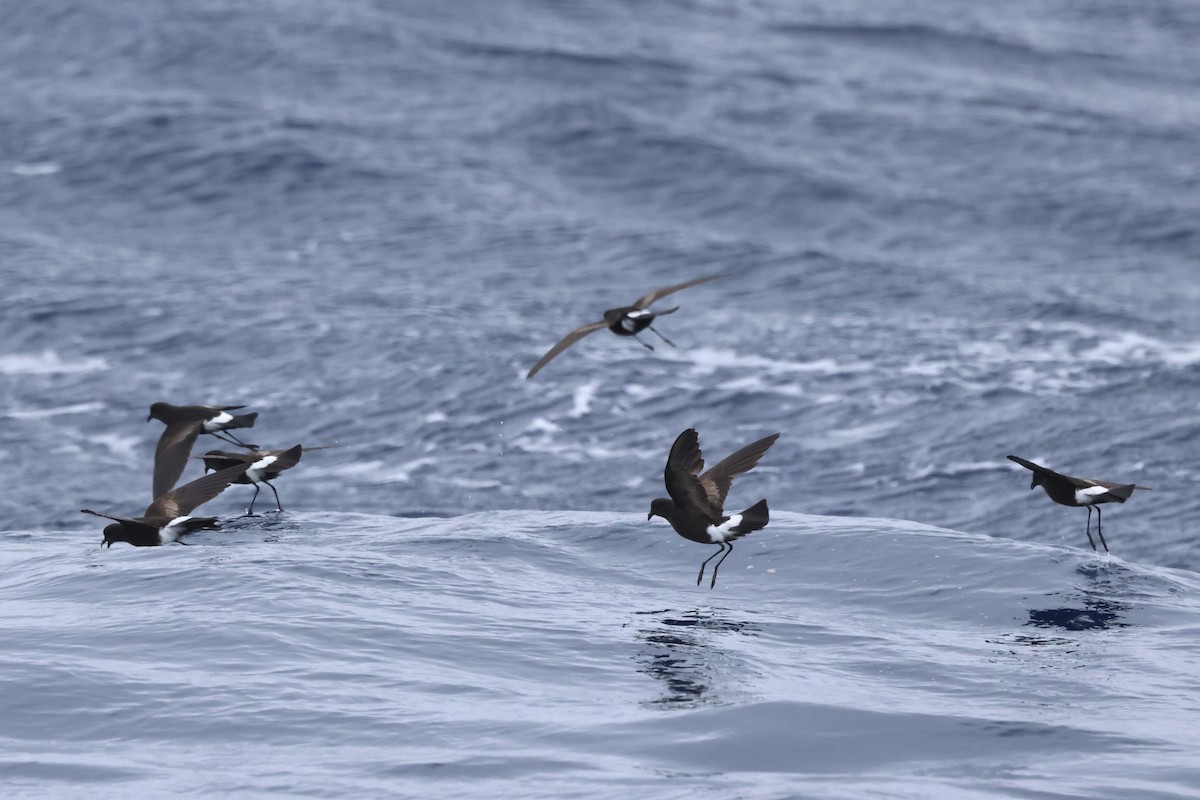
{"left": 147, "top": 402, "right": 170, "bottom": 422}
{"left": 101, "top": 523, "right": 127, "bottom": 548}
{"left": 648, "top": 497, "right": 673, "bottom": 521}
{"left": 198, "top": 452, "right": 231, "bottom": 474}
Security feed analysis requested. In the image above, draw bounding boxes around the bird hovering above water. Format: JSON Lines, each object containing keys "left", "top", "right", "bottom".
{"left": 147, "top": 402, "right": 259, "bottom": 499}
{"left": 526, "top": 274, "right": 724, "bottom": 379}
{"left": 648, "top": 428, "right": 780, "bottom": 588}
{"left": 81, "top": 462, "right": 250, "bottom": 547}
{"left": 1007, "top": 454, "right": 1150, "bottom": 552}
{"left": 198, "top": 444, "right": 315, "bottom": 515}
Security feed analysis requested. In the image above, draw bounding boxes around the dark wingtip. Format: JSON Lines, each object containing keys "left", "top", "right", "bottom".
{"left": 1006, "top": 455, "right": 1037, "bottom": 470}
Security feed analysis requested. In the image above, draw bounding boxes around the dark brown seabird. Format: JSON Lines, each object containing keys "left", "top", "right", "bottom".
{"left": 81, "top": 463, "right": 251, "bottom": 547}
{"left": 648, "top": 428, "right": 780, "bottom": 588}
{"left": 198, "top": 444, "right": 309, "bottom": 515}
{"left": 526, "top": 274, "right": 724, "bottom": 379}
{"left": 1007, "top": 454, "right": 1150, "bottom": 552}
{"left": 147, "top": 402, "right": 259, "bottom": 499}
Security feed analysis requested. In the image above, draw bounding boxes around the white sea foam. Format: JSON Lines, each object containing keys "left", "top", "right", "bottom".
{"left": 568, "top": 381, "right": 599, "bottom": 418}
{"left": 11, "top": 161, "right": 61, "bottom": 176}
{"left": 0, "top": 351, "right": 108, "bottom": 376}
{"left": 4, "top": 402, "right": 105, "bottom": 420}
{"left": 88, "top": 433, "right": 141, "bottom": 460}
{"left": 686, "top": 347, "right": 875, "bottom": 378}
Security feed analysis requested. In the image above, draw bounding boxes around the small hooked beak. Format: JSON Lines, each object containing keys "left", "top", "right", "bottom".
{"left": 1029, "top": 480, "right": 1037, "bottom": 490}
{"left": 647, "top": 511, "right": 654, "bottom": 520}
{"left": 146, "top": 414, "right": 153, "bottom": 422}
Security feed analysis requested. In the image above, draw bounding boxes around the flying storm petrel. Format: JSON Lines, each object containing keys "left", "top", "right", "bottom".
{"left": 1007, "top": 454, "right": 1150, "bottom": 552}
{"left": 526, "top": 274, "right": 724, "bottom": 379}
{"left": 648, "top": 428, "right": 780, "bottom": 588}
{"left": 198, "top": 444, "right": 309, "bottom": 515}
{"left": 81, "top": 462, "right": 251, "bottom": 547}
{"left": 147, "top": 402, "right": 259, "bottom": 499}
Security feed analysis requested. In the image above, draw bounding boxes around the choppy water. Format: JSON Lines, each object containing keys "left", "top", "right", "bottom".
{"left": 2, "top": 1, "right": 1199, "bottom": 797}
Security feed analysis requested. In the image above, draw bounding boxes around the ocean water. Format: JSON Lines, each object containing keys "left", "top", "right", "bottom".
{"left": 2, "top": 1, "right": 1199, "bottom": 797}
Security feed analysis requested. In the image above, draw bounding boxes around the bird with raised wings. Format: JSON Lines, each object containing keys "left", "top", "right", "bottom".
{"left": 147, "top": 402, "right": 259, "bottom": 499}
{"left": 648, "top": 428, "right": 780, "bottom": 588}
{"left": 81, "top": 462, "right": 251, "bottom": 547}
{"left": 526, "top": 274, "right": 723, "bottom": 379}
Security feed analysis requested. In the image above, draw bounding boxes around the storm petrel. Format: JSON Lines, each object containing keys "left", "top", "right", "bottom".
{"left": 81, "top": 462, "right": 251, "bottom": 547}
{"left": 526, "top": 274, "right": 724, "bottom": 379}
{"left": 198, "top": 444, "right": 307, "bottom": 515}
{"left": 1007, "top": 455, "right": 1150, "bottom": 552}
{"left": 147, "top": 402, "right": 259, "bottom": 499}
{"left": 648, "top": 428, "right": 780, "bottom": 588}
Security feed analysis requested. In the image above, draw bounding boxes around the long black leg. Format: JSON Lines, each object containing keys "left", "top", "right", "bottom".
{"left": 648, "top": 325, "right": 676, "bottom": 348}
{"left": 211, "top": 429, "right": 258, "bottom": 450}
{"left": 265, "top": 480, "right": 284, "bottom": 512}
{"left": 710, "top": 542, "right": 734, "bottom": 589}
{"left": 697, "top": 544, "right": 725, "bottom": 586}
{"left": 1083, "top": 506, "right": 1097, "bottom": 551}
{"left": 245, "top": 484, "right": 261, "bottom": 516}
{"left": 632, "top": 334, "right": 654, "bottom": 351}
{"left": 1096, "top": 506, "right": 1109, "bottom": 553}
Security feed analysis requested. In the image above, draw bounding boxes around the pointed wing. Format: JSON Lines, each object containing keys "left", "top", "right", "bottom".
{"left": 667, "top": 427, "right": 705, "bottom": 476}
{"left": 1005, "top": 454, "right": 1068, "bottom": 480}
{"left": 80, "top": 509, "right": 141, "bottom": 526}
{"left": 265, "top": 444, "right": 304, "bottom": 472}
{"left": 663, "top": 428, "right": 720, "bottom": 520}
{"left": 526, "top": 320, "right": 608, "bottom": 379}
{"left": 698, "top": 433, "right": 780, "bottom": 513}
{"left": 153, "top": 421, "right": 202, "bottom": 499}
{"left": 145, "top": 463, "right": 251, "bottom": 519}
{"left": 632, "top": 274, "right": 724, "bottom": 310}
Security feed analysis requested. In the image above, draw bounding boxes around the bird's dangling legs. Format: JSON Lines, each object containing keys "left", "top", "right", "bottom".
{"left": 212, "top": 429, "right": 258, "bottom": 450}
{"left": 244, "top": 484, "right": 262, "bottom": 516}
{"left": 697, "top": 544, "right": 726, "bottom": 586}
{"left": 1095, "top": 506, "right": 1109, "bottom": 553}
{"left": 265, "top": 480, "right": 284, "bottom": 513}
{"left": 1083, "top": 506, "right": 1097, "bottom": 551}
{"left": 633, "top": 335, "right": 654, "bottom": 351}
{"left": 648, "top": 325, "right": 676, "bottom": 348}
{"left": 709, "top": 542, "right": 734, "bottom": 589}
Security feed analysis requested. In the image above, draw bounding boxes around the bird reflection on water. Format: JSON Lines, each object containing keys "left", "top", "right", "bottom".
{"left": 629, "top": 608, "right": 758, "bottom": 708}
{"left": 1023, "top": 563, "right": 1137, "bottom": 634}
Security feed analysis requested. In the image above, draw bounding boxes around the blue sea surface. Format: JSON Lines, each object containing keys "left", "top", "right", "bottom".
{"left": 2, "top": 1, "right": 1199, "bottom": 797}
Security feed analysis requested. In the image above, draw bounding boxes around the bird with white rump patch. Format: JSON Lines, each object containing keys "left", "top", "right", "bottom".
{"left": 1007, "top": 454, "right": 1150, "bottom": 553}
{"left": 648, "top": 428, "right": 780, "bottom": 589}
{"left": 526, "top": 274, "right": 724, "bottom": 378}
{"left": 82, "top": 462, "right": 251, "bottom": 547}
{"left": 198, "top": 444, "right": 310, "bottom": 516}
{"left": 147, "top": 402, "right": 260, "bottom": 499}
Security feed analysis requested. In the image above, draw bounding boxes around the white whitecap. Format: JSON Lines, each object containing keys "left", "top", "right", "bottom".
{"left": 12, "top": 162, "right": 61, "bottom": 176}
{"left": 0, "top": 351, "right": 108, "bottom": 376}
